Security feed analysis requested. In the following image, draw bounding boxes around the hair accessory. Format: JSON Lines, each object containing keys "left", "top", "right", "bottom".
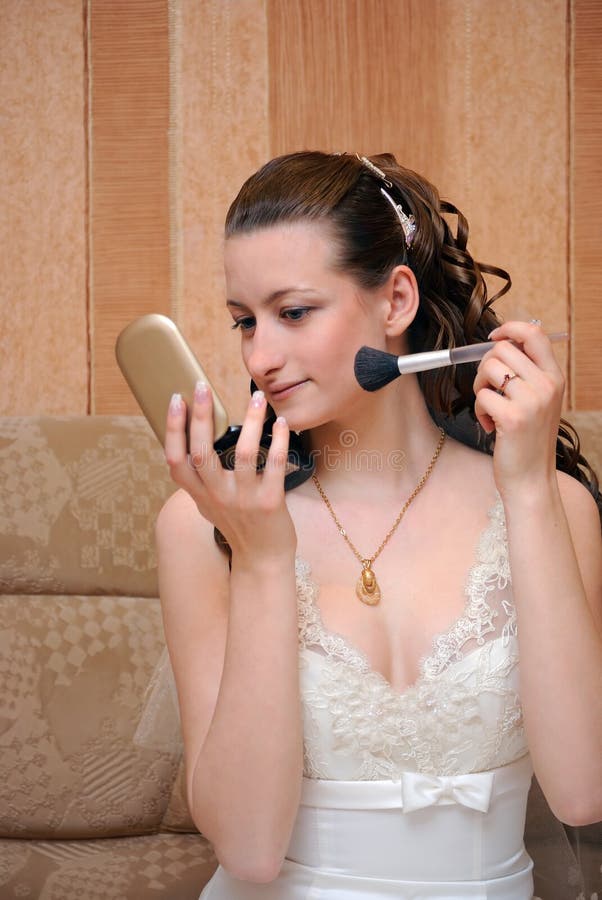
{"left": 357, "top": 154, "right": 393, "bottom": 187}
{"left": 379, "top": 188, "right": 417, "bottom": 249}
{"left": 311, "top": 428, "right": 446, "bottom": 605}
{"left": 497, "top": 372, "right": 519, "bottom": 397}
{"left": 357, "top": 155, "right": 417, "bottom": 249}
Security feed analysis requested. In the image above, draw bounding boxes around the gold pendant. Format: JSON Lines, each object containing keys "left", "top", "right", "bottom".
{"left": 356, "top": 561, "right": 381, "bottom": 605}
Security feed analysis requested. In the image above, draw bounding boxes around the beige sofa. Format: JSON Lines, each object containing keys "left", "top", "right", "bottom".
{"left": 0, "top": 416, "right": 217, "bottom": 898}
{"left": 0, "top": 415, "right": 600, "bottom": 899}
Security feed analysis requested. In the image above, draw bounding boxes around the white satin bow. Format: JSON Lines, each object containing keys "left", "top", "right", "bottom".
{"left": 401, "top": 770, "right": 495, "bottom": 813}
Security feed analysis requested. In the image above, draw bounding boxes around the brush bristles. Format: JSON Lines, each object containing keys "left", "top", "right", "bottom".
{"left": 354, "top": 346, "right": 402, "bottom": 392}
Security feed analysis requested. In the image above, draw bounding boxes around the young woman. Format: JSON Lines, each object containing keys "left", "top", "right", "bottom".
{"left": 155, "top": 152, "right": 602, "bottom": 899}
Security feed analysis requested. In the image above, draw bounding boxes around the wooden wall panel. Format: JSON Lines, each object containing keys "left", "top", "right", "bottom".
{"left": 449, "top": 0, "right": 569, "bottom": 383}
{"left": 89, "top": 0, "right": 171, "bottom": 413}
{"left": 177, "top": 0, "right": 269, "bottom": 422}
{"left": 268, "top": 0, "right": 450, "bottom": 173}
{"left": 572, "top": 0, "right": 602, "bottom": 409}
{"left": 2, "top": 0, "right": 599, "bottom": 431}
{"left": 268, "top": 0, "right": 569, "bottom": 385}
{"left": 1, "top": 0, "right": 87, "bottom": 414}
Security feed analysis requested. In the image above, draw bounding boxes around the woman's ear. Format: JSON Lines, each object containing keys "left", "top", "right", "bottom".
{"left": 383, "top": 265, "right": 419, "bottom": 338}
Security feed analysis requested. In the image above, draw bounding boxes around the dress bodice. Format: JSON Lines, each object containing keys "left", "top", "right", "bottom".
{"left": 200, "top": 494, "right": 539, "bottom": 898}
{"left": 295, "top": 493, "right": 528, "bottom": 781}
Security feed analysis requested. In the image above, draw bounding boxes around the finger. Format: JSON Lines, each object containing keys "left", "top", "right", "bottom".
{"left": 473, "top": 341, "right": 528, "bottom": 394}
{"left": 487, "top": 320, "right": 561, "bottom": 374}
{"left": 473, "top": 339, "right": 540, "bottom": 395}
{"left": 233, "top": 390, "right": 268, "bottom": 478}
{"left": 478, "top": 337, "right": 564, "bottom": 409}
{"left": 474, "top": 386, "right": 508, "bottom": 434}
{"left": 263, "top": 415, "right": 290, "bottom": 490}
{"left": 476, "top": 358, "right": 523, "bottom": 399}
{"left": 187, "top": 381, "right": 223, "bottom": 482}
{"left": 164, "top": 392, "right": 188, "bottom": 467}
{"left": 164, "top": 392, "right": 210, "bottom": 491}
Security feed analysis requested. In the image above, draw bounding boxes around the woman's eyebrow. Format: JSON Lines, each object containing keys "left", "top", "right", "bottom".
{"left": 226, "top": 287, "right": 317, "bottom": 309}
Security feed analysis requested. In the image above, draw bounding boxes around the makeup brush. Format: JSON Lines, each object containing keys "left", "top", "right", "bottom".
{"left": 354, "top": 332, "right": 569, "bottom": 392}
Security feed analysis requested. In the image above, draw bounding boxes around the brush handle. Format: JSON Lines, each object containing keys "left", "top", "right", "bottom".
{"left": 396, "top": 349, "right": 452, "bottom": 374}
{"left": 397, "top": 332, "right": 568, "bottom": 375}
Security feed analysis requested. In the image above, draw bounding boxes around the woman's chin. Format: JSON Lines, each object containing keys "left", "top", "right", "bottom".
{"left": 271, "top": 411, "right": 322, "bottom": 435}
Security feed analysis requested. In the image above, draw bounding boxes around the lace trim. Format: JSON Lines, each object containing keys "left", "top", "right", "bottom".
{"left": 295, "top": 558, "right": 369, "bottom": 673}
{"left": 305, "top": 640, "right": 523, "bottom": 777}
{"left": 296, "top": 492, "right": 513, "bottom": 687}
{"left": 422, "top": 495, "right": 513, "bottom": 678}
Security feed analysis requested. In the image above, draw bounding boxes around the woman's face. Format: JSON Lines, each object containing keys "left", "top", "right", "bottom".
{"left": 224, "top": 222, "right": 390, "bottom": 432}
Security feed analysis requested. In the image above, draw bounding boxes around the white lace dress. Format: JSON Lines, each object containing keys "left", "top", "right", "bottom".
{"left": 200, "top": 494, "right": 534, "bottom": 899}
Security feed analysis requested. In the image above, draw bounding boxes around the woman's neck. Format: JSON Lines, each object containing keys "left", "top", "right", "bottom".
{"left": 306, "top": 375, "right": 446, "bottom": 501}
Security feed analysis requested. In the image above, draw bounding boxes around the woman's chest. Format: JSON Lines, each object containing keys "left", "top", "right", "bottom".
{"left": 291, "top": 499, "right": 500, "bottom": 693}
{"left": 302, "top": 575, "right": 466, "bottom": 692}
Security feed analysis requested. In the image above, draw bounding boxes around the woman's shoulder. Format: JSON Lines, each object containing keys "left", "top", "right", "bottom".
{"left": 157, "top": 487, "right": 212, "bottom": 536}
{"left": 444, "top": 437, "right": 601, "bottom": 514}
{"left": 155, "top": 488, "right": 229, "bottom": 578}
{"left": 555, "top": 468, "right": 600, "bottom": 519}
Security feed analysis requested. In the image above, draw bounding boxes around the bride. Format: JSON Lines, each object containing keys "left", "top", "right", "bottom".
{"left": 154, "top": 151, "right": 602, "bottom": 898}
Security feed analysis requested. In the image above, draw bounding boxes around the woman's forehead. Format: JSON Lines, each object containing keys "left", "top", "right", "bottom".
{"left": 225, "top": 220, "right": 334, "bottom": 256}
{"left": 222, "top": 225, "right": 372, "bottom": 313}
{"left": 224, "top": 222, "right": 341, "bottom": 284}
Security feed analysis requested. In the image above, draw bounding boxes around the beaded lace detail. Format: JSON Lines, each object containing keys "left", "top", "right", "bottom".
{"left": 295, "top": 494, "right": 526, "bottom": 780}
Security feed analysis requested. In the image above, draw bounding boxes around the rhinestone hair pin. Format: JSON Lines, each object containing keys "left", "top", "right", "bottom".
{"left": 357, "top": 155, "right": 417, "bottom": 249}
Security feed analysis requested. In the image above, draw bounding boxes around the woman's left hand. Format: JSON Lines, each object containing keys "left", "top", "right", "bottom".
{"left": 473, "top": 320, "right": 566, "bottom": 498}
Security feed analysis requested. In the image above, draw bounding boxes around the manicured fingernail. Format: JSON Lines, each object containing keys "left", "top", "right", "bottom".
{"left": 275, "top": 416, "right": 287, "bottom": 425}
{"left": 487, "top": 329, "right": 499, "bottom": 339}
{"left": 251, "top": 390, "right": 265, "bottom": 408}
{"left": 169, "top": 392, "right": 183, "bottom": 413}
{"left": 195, "top": 380, "right": 209, "bottom": 402}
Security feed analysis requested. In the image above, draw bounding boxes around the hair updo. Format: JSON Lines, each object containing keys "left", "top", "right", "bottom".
{"left": 225, "top": 151, "right": 600, "bottom": 513}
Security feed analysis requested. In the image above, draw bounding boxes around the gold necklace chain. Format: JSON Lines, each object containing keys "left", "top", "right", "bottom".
{"left": 311, "top": 427, "right": 446, "bottom": 605}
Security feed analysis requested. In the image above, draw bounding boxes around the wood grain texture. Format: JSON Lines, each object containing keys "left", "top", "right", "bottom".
{"left": 0, "top": 0, "right": 87, "bottom": 414}
{"left": 268, "top": 0, "right": 450, "bottom": 172}
{"left": 89, "top": 0, "right": 171, "bottom": 413}
{"left": 268, "top": 0, "right": 569, "bottom": 389}
{"left": 177, "top": 0, "right": 269, "bottom": 422}
{"left": 2, "top": 0, "right": 599, "bottom": 425}
{"left": 572, "top": 0, "right": 602, "bottom": 409}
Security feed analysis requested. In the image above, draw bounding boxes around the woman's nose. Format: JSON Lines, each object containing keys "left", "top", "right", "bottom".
{"left": 245, "top": 327, "right": 286, "bottom": 380}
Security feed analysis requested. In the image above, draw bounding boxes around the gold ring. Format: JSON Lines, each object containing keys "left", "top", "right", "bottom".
{"left": 498, "top": 372, "right": 518, "bottom": 396}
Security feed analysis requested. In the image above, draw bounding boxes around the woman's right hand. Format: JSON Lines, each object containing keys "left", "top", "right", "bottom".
{"left": 163, "top": 383, "right": 297, "bottom": 567}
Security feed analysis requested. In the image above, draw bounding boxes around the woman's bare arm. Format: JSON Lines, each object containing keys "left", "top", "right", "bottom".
{"left": 473, "top": 320, "right": 602, "bottom": 825}
{"left": 155, "top": 380, "right": 305, "bottom": 882}
{"left": 156, "top": 490, "right": 304, "bottom": 882}
{"left": 503, "top": 472, "right": 602, "bottom": 826}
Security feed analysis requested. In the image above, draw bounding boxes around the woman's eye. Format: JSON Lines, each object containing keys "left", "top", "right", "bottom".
{"left": 281, "top": 307, "right": 311, "bottom": 322}
{"left": 231, "top": 307, "right": 311, "bottom": 332}
{"left": 231, "top": 317, "right": 255, "bottom": 331}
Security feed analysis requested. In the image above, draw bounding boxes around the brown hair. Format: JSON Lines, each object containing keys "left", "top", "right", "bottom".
{"left": 226, "top": 151, "right": 600, "bottom": 517}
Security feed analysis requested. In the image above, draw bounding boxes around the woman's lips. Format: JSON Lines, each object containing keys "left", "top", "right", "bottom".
{"left": 268, "top": 380, "right": 308, "bottom": 401}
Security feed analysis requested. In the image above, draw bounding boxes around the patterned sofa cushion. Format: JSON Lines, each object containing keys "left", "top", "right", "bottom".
{"left": 0, "top": 591, "right": 179, "bottom": 839}
{"left": 0, "top": 415, "right": 217, "bottom": 897}
{"left": 0, "top": 833, "right": 217, "bottom": 900}
{"left": 0, "top": 416, "right": 175, "bottom": 597}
